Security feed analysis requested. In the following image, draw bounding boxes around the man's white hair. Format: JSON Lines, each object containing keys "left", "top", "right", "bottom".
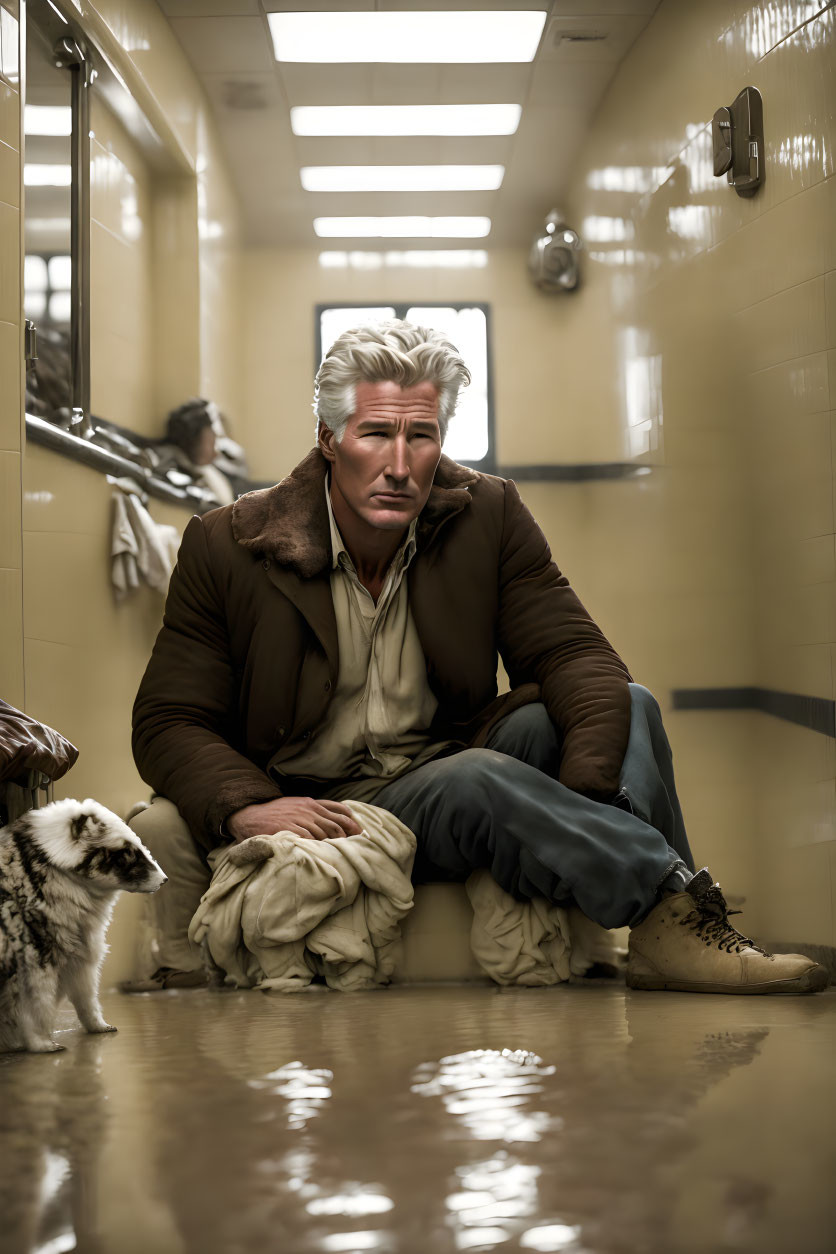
{"left": 313, "top": 319, "right": 471, "bottom": 444}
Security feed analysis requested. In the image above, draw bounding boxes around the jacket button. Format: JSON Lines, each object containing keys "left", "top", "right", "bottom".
{"left": 324, "top": 680, "right": 332, "bottom": 691}
{"left": 262, "top": 558, "right": 271, "bottom": 570}
{"left": 277, "top": 726, "right": 286, "bottom": 738}
{"left": 302, "top": 730, "right": 310, "bottom": 739}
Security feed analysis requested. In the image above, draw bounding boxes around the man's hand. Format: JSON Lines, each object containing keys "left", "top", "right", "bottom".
{"left": 226, "top": 798, "right": 363, "bottom": 843}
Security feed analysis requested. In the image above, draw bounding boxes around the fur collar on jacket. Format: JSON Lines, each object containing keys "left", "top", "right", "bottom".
{"left": 232, "top": 447, "right": 479, "bottom": 578}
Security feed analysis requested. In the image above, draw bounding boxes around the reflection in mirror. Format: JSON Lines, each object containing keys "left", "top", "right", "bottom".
{"left": 23, "top": 18, "right": 73, "bottom": 420}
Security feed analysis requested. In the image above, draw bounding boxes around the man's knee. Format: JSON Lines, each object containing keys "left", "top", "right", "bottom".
{"left": 628, "top": 683, "right": 663, "bottom": 726}
{"left": 484, "top": 701, "right": 560, "bottom": 772}
{"left": 444, "top": 747, "right": 531, "bottom": 803}
{"left": 130, "top": 798, "right": 204, "bottom": 875}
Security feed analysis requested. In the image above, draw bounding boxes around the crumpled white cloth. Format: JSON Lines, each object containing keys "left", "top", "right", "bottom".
{"left": 188, "top": 801, "right": 416, "bottom": 992}
{"left": 111, "top": 489, "right": 179, "bottom": 599}
{"left": 466, "top": 869, "right": 622, "bottom": 985}
{"left": 111, "top": 491, "right": 140, "bottom": 598}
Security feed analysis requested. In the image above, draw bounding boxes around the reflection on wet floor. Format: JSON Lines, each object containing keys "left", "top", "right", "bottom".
{"left": 0, "top": 985, "right": 834, "bottom": 1253}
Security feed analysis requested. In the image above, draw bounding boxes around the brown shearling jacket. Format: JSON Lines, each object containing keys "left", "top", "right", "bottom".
{"left": 132, "top": 449, "right": 632, "bottom": 853}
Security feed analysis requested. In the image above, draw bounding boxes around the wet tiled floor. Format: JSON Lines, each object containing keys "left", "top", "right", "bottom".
{"left": 1, "top": 983, "right": 834, "bottom": 1254}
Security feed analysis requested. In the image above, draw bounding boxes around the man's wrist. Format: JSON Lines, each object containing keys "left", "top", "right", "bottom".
{"left": 220, "top": 809, "right": 244, "bottom": 842}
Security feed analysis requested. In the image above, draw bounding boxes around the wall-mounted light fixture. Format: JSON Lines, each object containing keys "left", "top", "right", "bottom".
{"left": 712, "top": 86, "right": 764, "bottom": 198}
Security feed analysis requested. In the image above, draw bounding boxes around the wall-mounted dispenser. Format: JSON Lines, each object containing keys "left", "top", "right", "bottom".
{"left": 528, "top": 210, "right": 582, "bottom": 292}
{"left": 712, "top": 86, "right": 764, "bottom": 197}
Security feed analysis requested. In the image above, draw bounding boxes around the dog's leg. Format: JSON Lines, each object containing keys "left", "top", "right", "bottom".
{"left": 19, "top": 972, "right": 64, "bottom": 1053}
{"left": 63, "top": 959, "right": 116, "bottom": 1035}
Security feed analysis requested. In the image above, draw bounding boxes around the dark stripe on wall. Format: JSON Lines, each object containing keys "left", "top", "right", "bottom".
{"left": 492, "top": 463, "right": 653, "bottom": 482}
{"left": 671, "top": 687, "right": 836, "bottom": 737}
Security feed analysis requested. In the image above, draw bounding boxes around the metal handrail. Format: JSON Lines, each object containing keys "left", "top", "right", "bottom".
{"left": 25, "top": 414, "right": 220, "bottom": 511}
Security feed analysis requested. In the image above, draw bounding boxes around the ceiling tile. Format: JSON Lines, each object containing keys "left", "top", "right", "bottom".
{"left": 302, "top": 190, "right": 501, "bottom": 217}
{"left": 277, "top": 63, "right": 532, "bottom": 108}
{"left": 293, "top": 136, "right": 515, "bottom": 165}
{"left": 540, "top": 14, "right": 652, "bottom": 63}
{"left": 157, "top": 2, "right": 262, "bottom": 15}
{"left": 549, "top": 1, "right": 659, "bottom": 14}
{"left": 528, "top": 58, "right": 612, "bottom": 108}
{"left": 167, "top": 17, "right": 274, "bottom": 73}
{"left": 200, "top": 71, "right": 285, "bottom": 114}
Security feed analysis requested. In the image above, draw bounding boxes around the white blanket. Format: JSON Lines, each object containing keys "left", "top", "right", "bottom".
{"left": 188, "top": 801, "right": 416, "bottom": 992}
{"left": 466, "top": 869, "right": 620, "bottom": 985}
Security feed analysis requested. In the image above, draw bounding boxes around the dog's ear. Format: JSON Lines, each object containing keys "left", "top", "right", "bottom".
{"left": 70, "top": 811, "right": 92, "bottom": 842}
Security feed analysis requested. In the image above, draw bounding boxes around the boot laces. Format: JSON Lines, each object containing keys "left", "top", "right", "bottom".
{"left": 682, "top": 881, "right": 768, "bottom": 955}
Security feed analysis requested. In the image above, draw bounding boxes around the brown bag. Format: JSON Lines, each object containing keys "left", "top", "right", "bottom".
{"left": 0, "top": 699, "right": 79, "bottom": 785}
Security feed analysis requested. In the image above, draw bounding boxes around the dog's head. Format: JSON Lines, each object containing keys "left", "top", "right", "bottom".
{"left": 22, "top": 798, "right": 167, "bottom": 894}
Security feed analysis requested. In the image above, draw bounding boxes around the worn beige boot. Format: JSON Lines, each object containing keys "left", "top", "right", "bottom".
{"left": 627, "top": 869, "right": 828, "bottom": 995}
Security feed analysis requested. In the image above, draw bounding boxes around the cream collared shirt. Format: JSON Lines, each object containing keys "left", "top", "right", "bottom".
{"left": 278, "top": 476, "right": 441, "bottom": 788}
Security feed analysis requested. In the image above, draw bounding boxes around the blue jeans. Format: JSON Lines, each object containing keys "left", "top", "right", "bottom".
{"left": 375, "top": 685, "right": 695, "bottom": 929}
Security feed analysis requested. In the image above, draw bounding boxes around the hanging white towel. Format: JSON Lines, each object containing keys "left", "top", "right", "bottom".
{"left": 110, "top": 489, "right": 179, "bottom": 598}
{"left": 124, "top": 493, "right": 179, "bottom": 593}
{"left": 111, "top": 491, "right": 141, "bottom": 600}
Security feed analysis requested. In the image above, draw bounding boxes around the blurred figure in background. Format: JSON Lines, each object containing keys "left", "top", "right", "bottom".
{"left": 156, "top": 399, "right": 242, "bottom": 506}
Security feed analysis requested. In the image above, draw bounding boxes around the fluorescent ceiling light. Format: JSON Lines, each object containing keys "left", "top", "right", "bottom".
{"left": 24, "top": 165, "right": 72, "bottom": 186}
{"left": 301, "top": 165, "right": 504, "bottom": 192}
{"left": 268, "top": 10, "right": 546, "bottom": 63}
{"left": 24, "top": 255, "right": 48, "bottom": 290}
{"left": 291, "top": 104, "right": 521, "bottom": 137}
{"left": 314, "top": 217, "right": 491, "bottom": 238}
{"left": 319, "top": 250, "right": 489, "bottom": 270}
{"left": 24, "top": 105, "right": 72, "bottom": 136}
{"left": 45, "top": 0, "right": 68, "bottom": 23}
{"left": 48, "top": 255, "right": 72, "bottom": 289}
{"left": 26, "top": 218, "right": 72, "bottom": 232}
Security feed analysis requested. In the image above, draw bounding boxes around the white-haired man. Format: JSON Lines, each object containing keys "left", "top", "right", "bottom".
{"left": 129, "top": 321, "right": 826, "bottom": 995}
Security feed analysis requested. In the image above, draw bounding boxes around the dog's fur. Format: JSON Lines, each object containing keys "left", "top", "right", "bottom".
{"left": 0, "top": 798, "right": 166, "bottom": 1052}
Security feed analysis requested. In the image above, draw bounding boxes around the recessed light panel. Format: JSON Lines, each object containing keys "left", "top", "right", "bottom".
{"left": 291, "top": 104, "right": 521, "bottom": 137}
{"left": 268, "top": 11, "right": 547, "bottom": 63}
{"left": 313, "top": 217, "right": 491, "bottom": 238}
{"left": 24, "top": 165, "right": 72, "bottom": 186}
{"left": 301, "top": 166, "right": 505, "bottom": 192}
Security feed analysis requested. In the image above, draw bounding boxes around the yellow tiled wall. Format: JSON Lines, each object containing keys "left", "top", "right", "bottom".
{"left": 0, "top": 0, "right": 22, "bottom": 712}
{"left": 553, "top": 0, "right": 835, "bottom": 943}
{"left": 239, "top": 247, "right": 624, "bottom": 480}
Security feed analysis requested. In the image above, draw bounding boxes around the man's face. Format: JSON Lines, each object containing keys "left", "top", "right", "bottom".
{"left": 319, "top": 379, "right": 443, "bottom": 534}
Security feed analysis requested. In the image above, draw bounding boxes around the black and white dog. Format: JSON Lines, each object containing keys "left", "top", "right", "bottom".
{"left": 0, "top": 798, "right": 166, "bottom": 1053}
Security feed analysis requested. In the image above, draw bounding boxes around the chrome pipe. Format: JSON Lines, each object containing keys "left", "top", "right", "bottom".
{"left": 54, "top": 34, "right": 93, "bottom": 437}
